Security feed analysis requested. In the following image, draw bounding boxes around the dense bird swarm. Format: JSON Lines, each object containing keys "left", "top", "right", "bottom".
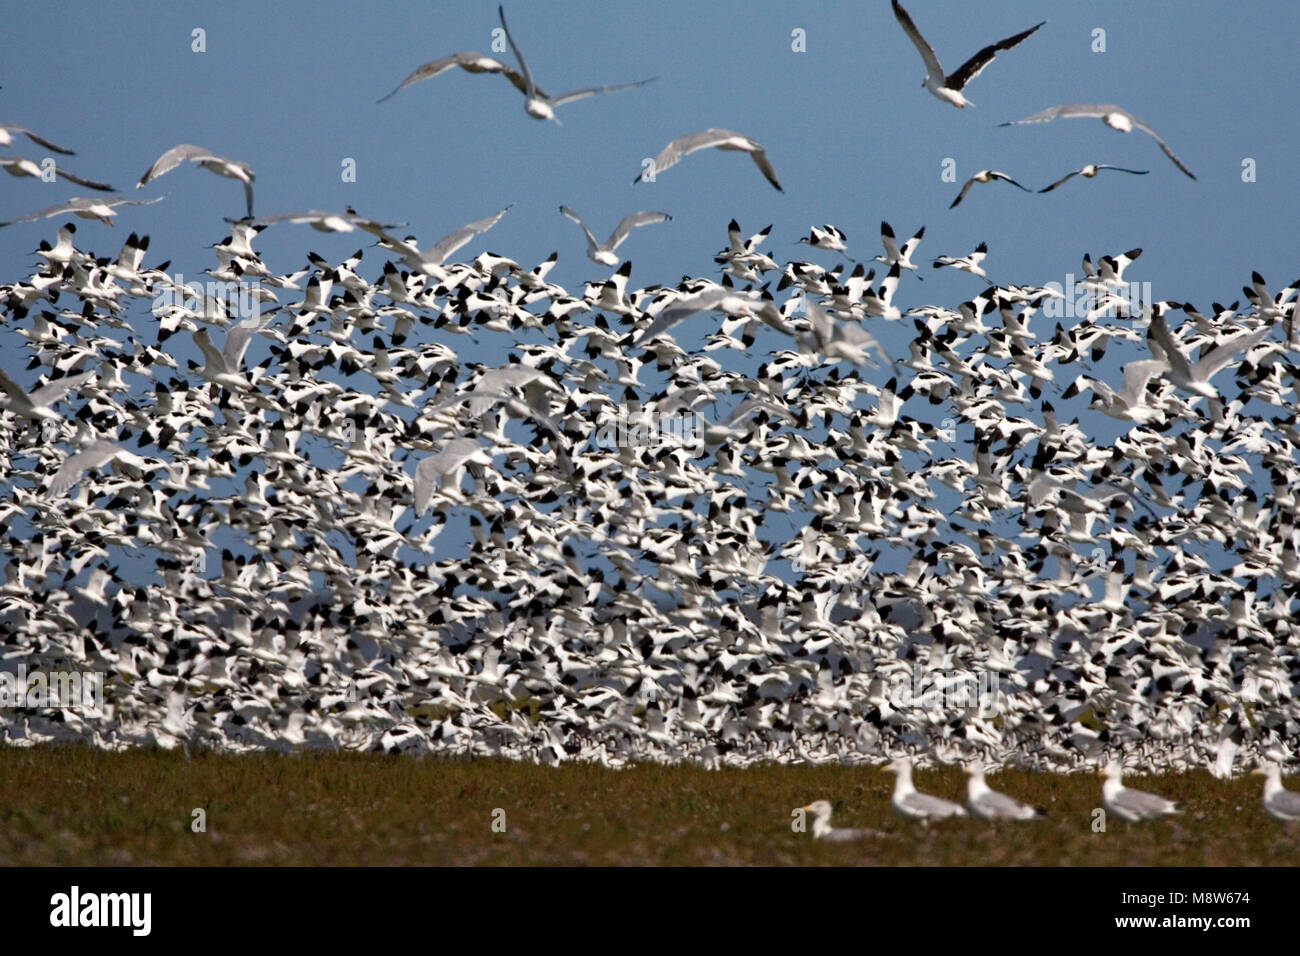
{"left": 1, "top": 208, "right": 1298, "bottom": 772}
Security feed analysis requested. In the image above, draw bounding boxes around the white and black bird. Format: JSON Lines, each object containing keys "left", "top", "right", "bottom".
{"left": 891, "top": 0, "right": 1044, "bottom": 108}
{"left": 635, "top": 129, "right": 783, "bottom": 192}
{"left": 1101, "top": 762, "right": 1179, "bottom": 822}
{"left": 0, "top": 156, "right": 113, "bottom": 191}
{"left": 137, "top": 144, "right": 255, "bottom": 217}
{"left": 1000, "top": 104, "right": 1197, "bottom": 180}
{"left": 1039, "top": 163, "right": 1149, "bottom": 193}
{"left": 797, "top": 224, "right": 849, "bottom": 256}
{"left": 950, "top": 170, "right": 1030, "bottom": 208}
{"left": 933, "top": 241, "right": 989, "bottom": 278}
{"left": 559, "top": 206, "right": 670, "bottom": 267}
{"left": 876, "top": 221, "right": 925, "bottom": 275}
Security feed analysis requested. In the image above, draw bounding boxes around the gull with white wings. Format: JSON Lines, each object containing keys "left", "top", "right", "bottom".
{"left": 0, "top": 195, "right": 163, "bottom": 227}
{"left": 0, "top": 369, "right": 94, "bottom": 422}
{"left": 887, "top": 757, "right": 967, "bottom": 821}
{"left": 560, "top": 206, "right": 670, "bottom": 266}
{"left": 1101, "top": 761, "right": 1179, "bottom": 822}
{"left": 1000, "top": 104, "right": 1197, "bottom": 180}
{"left": 137, "top": 144, "right": 255, "bottom": 217}
{"left": 635, "top": 129, "right": 783, "bottom": 192}
{"left": 378, "top": 206, "right": 512, "bottom": 275}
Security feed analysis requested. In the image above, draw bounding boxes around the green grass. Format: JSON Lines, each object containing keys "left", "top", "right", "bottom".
{"left": 0, "top": 746, "right": 1292, "bottom": 865}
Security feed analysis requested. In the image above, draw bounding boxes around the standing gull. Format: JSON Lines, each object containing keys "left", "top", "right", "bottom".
{"left": 634, "top": 129, "right": 783, "bottom": 192}
{"left": 1100, "top": 761, "right": 1179, "bottom": 822}
{"left": 891, "top": 0, "right": 1045, "bottom": 108}
{"left": 1252, "top": 765, "right": 1300, "bottom": 822}
{"left": 559, "top": 206, "right": 670, "bottom": 266}
{"left": 137, "top": 144, "right": 256, "bottom": 217}
{"left": 887, "top": 757, "right": 967, "bottom": 821}
{"left": 999, "top": 104, "right": 1197, "bottom": 180}
{"left": 965, "top": 766, "right": 1044, "bottom": 821}
{"left": 797, "top": 801, "right": 889, "bottom": 841}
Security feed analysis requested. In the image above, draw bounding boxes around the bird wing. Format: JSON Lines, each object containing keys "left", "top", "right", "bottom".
{"left": 193, "top": 327, "right": 231, "bottom": 376}
{"left": 950, "top": 178, "right": 978, "bottom": 208}
{"left": 549, "top": 77, "right": 656, "bottom": 108}
{"left": 1038, "top": 169, "right": 1081, "bottom": 193}
{"left": 496, "top": 5, "right": 537, "bottom": 99}
{"left": 376, "top": 51, "right": 534, "bottom": 104}
{"left": 27, "top": 370, "right": 95, "bottom": 408}
{"left": 1147, "top": 308, "right": 1193, "bottom": 381}
{"left": 1266, "top": 789, "right": 1300, "bottom": 818}
{"left": 891, "top": 0, "right": 945, "bottom": 83}
{"left": 974, "top": 790, "right": 1033, "bottom": 818}
{"left": 606, "top": 211, "right": 671, "bottom": 251}
{"left": 1116, "top": 787, "right": 1176, "bottom": 815}
{"left": 635, "top": 288, "right": 729, "bottom": 343}
{"left": 639, "top": 129, "right": 740, "bottom": 182}
{"left": 2, "top": 124, "right": 75, "bottom": 155}
{"left": 53, "top": 166, "right": 115, "bottom": 192}
{"left": 999, "top": 103, "right": 1092, "bottom": 126}
{"left": 137, "top": 144, "right": 216, "bottom": 188}
{"left": 423, "top": 205, "right": 512, "bottom": 267}
{"left": 902, "top": 792, "right": 964, "bottom": 817}
{"left": 1096, "top": 165, "right": 1150, "bottom": 176}
{"left": 48, "top": 441, "right": 122, "bottom": 498}
{"left": 1126, "top": 115, "right": 1198, "bottom": 180}
{"left": 1192, "top": 325, "right": 1271, "bottom": 382}
{"left": 944, "top": 20, "right": 1045, "bottom": 91}
{"left": 559, "top": 206, "right": 600, "bottom": 255}
{"left": 1116, "top": 359, "right": 1166, "bottom": 407}
{"left": 991, "top": 171, "right": 1030, "bottom": 191}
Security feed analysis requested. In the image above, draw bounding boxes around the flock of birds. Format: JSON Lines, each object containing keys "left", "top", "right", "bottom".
{"left": 0, "top": 4, "right": 1297, "bottom": 819}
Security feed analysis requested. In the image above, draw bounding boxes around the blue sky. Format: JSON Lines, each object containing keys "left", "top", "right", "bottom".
{"left": 3, "top": 0, "right": 1295, "bottom": 311}
{"left": 2, "top": 0, "right": 1298, "bottom": 584}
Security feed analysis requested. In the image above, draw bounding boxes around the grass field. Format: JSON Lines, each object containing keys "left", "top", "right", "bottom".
{"left": 0, "top": 746, "right": 1293, "bottom": 865}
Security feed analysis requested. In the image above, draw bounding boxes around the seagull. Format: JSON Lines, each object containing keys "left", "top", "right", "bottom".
{"left": 965, "top": 766, "right": 1044, "bottom": 821}
{"left": 413, "top": 438, "right": 495, "bottom": 513}
{"left": 1147, "top": 303, "right": 1271, "bottom": 400}
{"left": 1252, "top": 765, "right": 1300, "bottom": 822}
{"left": 47, "top": 439, "right": 151, "bottom": 498}
{"left": 231, "top": 209, "right": 404, "bottom": 236}
{"left": 0, "top": 194, "right": 163, "bottom": 227}
{"left": 0, "top": 124, "right": 75, "bottom": 154}
{"left": 891, "top": 0, "right": 1045, "bottom": 108}
{"left": 496, "top": 6, "right": 654, "bottom": 123}
{"left": 1039, "top": 163, "right": 1149, "bottom": 193}
{"left": 1101, "top": 761, "right": 1179, "bottom": 822}
{"left": 635, "top": 129, "right": 782, "bottom": 192}
{"left": 559, "top": 207, "right": 670, "bottom": 267}
{"left": 797, "top": 801, "right": 888, "bottom": 841}
{"left": 798, "top": 296, "right": 894, "bottom": 369}
{"left": 950, "top": 170, "right": 1030, "bottom": 208}
{"left": 0, "top": 156, "right": 113, "bottom": 191}
{"left": 635, "top": 287, "right": 793, "bottom": 345}
{"left": 0, "top": 369, "right": 94, "bottom": 422}
{"left": 378, "top": 206, "right": 512, "bottom": 273}
{"left": 137, "top": 144, "right": 255, "bottom": 217}
{"left": 377, "top": 51, "right": 533, "bottom": 105}
{"left": 1000, "top": 104, "right": 1197, "bottom": 180}
{"left": 887, "top": 757, "right": 967, "bottom": 821}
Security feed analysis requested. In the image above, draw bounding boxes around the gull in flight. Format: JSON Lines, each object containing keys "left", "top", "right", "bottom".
{"left": 0, "top": 156, "right": 113, "bottom": 191}
{"left": 0, "top": 369, "right": 94, "bottom": 422}
{"left": 950, "top": 170, "right": 1030, "bottom": 208}
{"left": 1000, "top": 104, "right": 1197, "bottom": 180}
{"left": 1147, "top": 303, "right": 1271, "bottom": 400}
{"left": 496, "top": 6, "right": 653, "bottom": 123}
{"left": 377, "top": 51, "right": 532, "bottom": 105}
{"left": 0, "top": 124, "right": 75, "bottom": 154}
{"left": 798, "top": 296, "right": 894, "bottom": 369}
{"left": 378, "top": 206, "right": 512, "bottom": 274}
{"left": 635, "top": 287, "right": 793, "bottom": 345}
{"left": 891, "top": 0, "right": 1045, "bottom": 108}
{"left": 887, "top": 757, "right": 967, "bottom": 821}
{"left": 1252, "top": 764, "right": 1300, "bottom": 822}
{"left": 47, "top": 439, "right": 152, "bottom": 498}
{"left": 1039, "top": 163, "right": 1149, "bottom": 193}
{"left": 0, "top": 194, "right": 163, "bottom": 227}
{"left": 797, "top": 801, "right": 889, "bottom": 842}
{"left": 413, "top": 438, "right": 495, "bottom": 513}
{"left": 231, "top": 208, "right": 404, "bottom": 236}
{"left": 192, "top": 314, "right": 277, "bottom": 391}
{"left": 1100, "top": 761, "right": 1179, "bottom": 822}
{"left": 965, "top": 766, "right": 1044, "bottom": 821}
{"left": 635, "top": 129, "right": 783, "bottom": 192}
{"left": 559, "top": 206, "right": 670, "bottom": 266}
{"left": 137, "top": 144, "right": 255, "bottom": 217}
